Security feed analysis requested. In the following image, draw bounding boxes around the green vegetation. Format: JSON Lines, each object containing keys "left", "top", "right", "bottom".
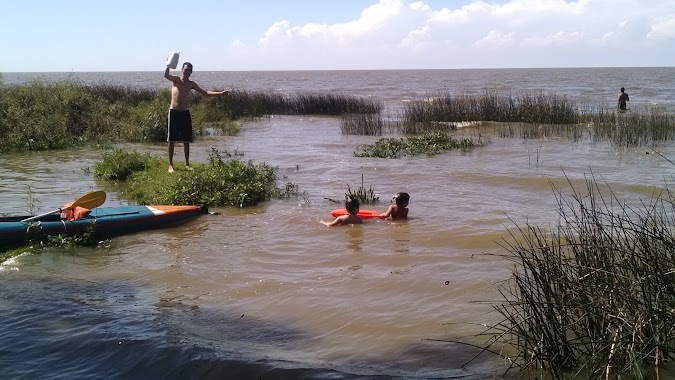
{"left": 3, "top": 82, "right": 673, "bottom": 151}
{"left": 386, "top": 90, "right": 675, "bottom": 147}
{"left": 0, "top": 81, "right": 378, "bottom": 153}
{"left": 484, "top": 175, "right": 675, "bottom": 379}
{"left": 354, "top": 132, "right": 483, "bottom": 158}
{"left": 345, "top": 175, "right": 379, "bottom": 204}
{"left": 207, "top": 91, "right": 380, "bottom": 119}
{"left": 94, "top": 149, "right": 152, "bottom": 181}
{"left": 95, "top": 148, "right": 294, "bottom": 207}
{"left": 0, "top": 80, "right": 234, "bottom": 153}
{"left": 401, "top": 90, "right": 577, "bottom": 129}
{"left": 0, "top": 222, "right": 104, "bottom": 261}
{"left": 340, "top": 113, "right": 391, "bottom": 135}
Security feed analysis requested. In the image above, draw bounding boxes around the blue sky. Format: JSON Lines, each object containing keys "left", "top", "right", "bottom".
{"left": 2, "top": 0, "right": 674, "bottom": 72}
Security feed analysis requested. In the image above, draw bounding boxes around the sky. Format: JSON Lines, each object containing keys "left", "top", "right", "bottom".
{"left": 2, "top": 0, "right": 674, "bottom": 72}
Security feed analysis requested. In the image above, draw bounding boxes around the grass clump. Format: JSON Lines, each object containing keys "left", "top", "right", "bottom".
{"left": 95, "top": 148, "right": 286, "bottom": 208}
{"left": 485, "top": 173, "right": 675, "bottom": 379}
{"left": 94, "top": 149, "right": 152, "bottom": 181}
{"left": 354, "top": 132, "right": 483, "bottom": 158}
{"left": 345, "top": 175, "right": 379, "bottom": 204}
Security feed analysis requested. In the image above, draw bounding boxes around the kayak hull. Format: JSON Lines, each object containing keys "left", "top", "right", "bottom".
{"left": 0, "top": 205, "right": 207, "bottom": 248}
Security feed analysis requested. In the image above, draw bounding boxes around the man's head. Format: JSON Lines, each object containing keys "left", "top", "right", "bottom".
{"left": 621, "top": 87, "right": 625, "bottom": 93}
{"left": 182, "top": 62, "right": 193, "bottom": 77}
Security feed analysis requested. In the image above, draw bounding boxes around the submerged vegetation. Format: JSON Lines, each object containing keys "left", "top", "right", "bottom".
{"left": 354, "top": 132, "right": 483, "bottom": 158}
{"left": 343, "top": 90, "right": 675, "bottom": 147}
{"left": 95, "top": 148, "right": 296, "bottom": 207}
{"left": 0, "top": 222, "right": 105, "bottom": 260}
{"left": 479, "top": 174, "right": 675, "bottom": 379}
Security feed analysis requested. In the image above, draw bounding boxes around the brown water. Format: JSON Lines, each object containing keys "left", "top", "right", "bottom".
{"left": 2, "top": 115, "right": 674, "bottom": 378}
{"left": 2, "top": 67, "right": 675, "bottom": 378}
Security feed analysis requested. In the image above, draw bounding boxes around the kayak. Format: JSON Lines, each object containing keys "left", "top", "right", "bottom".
{"left": 0, "top": 205, "right": 207, "bottom": 248}
{"left": 331, "top": 209, "right": 383, "bottom": 219}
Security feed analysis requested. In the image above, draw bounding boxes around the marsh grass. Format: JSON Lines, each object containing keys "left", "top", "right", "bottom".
{"left": 354, "top": 132, "right": 483, "bottom": 158}
{"left": 401, "top": 90, "right": 577, "bottom": 130}
{"left": 200, "top": 90, "right": 380, "bottom": 119}
{"left": 482, "top": 173, "right": 675, "bottom": 379}
{"left": 0, "top": 82, "right": 379, "bottom": 153}
{"left": 345, "top": 174, "right": 379, "bottom": 204}
{"left": 591, "top": 108, "right": 675, "bottom": 146}
{"left": 340, "top": 113, "right": 388, "bottom": 135}
{"left": 95, "top": 148, "right": 290, "bottom": 207}
{"left": 401, "top": 91, "right": 675, "bottom": 147}
{"left": 492, "top": 108, "right": 675, "bottom": 147}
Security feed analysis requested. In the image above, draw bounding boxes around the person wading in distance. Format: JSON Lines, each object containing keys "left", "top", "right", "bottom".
{"left": 618, "top": 87, "right": 630, "bottom": 110}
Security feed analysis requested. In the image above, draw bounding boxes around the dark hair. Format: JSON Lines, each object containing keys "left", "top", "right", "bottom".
{"left": 183, "top": 62, "right": 193, "bottom": 70}
{"left": 620, "top": 87, "right": 625, "bottom": 92}
{"left": 345, "top": 197, "right": 360, "bottom": 214}
{"left": 393, "top": 192, "right": 410, "bottom": 207}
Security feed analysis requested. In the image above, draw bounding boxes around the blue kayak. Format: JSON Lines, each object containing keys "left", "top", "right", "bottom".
{"left": 0, "top": 205, "right": 207, "bottom": 248}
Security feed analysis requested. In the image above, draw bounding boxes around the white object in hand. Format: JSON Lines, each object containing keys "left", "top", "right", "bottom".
{"left": 166, "top": 52, "right": 180, "bottom": 69}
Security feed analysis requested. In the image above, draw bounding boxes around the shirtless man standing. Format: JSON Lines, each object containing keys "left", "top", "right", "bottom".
{"left": 618, "top": 87, "right": 629, "bottom": 110}
{"left": 164, "top": 62, "right": 229, "bottom": 173}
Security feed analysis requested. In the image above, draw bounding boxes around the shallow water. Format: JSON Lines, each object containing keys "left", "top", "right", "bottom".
{"left": 2, "top": 68, "right": 675, "bottom": 378}
{"left": 2, "top": 115, "right": 674, "bottom": 378}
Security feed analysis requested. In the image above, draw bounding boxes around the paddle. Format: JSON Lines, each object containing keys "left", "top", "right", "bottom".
{"left": 21, "top": 191, "right": 107, "bottom": 222}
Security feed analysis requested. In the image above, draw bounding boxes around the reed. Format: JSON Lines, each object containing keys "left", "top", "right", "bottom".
{"left": 206, "top": 90, "right": 381, "bottom": 119}
{"left": 344, "top": 174, "right": 379, "bottom": 204}
{"left": 590, "top": 108, "right": 675, "bottom": 147}
{"left": 486, "top": 173, "right": 675, "bottom": 379}
{"left": 400, "top": 90, "right": 577, "bottom": 134}
{"left": 340, "top": 113, "right": 387, "bottom": 135}
{"left": 494, "top": 107, "right": 675, "bottom": 146}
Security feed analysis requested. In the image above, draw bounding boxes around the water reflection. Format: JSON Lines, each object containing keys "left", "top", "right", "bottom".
{"left": 388, "top": 221, "right": 411, "bottom": 255}
{"left": 345, "top": 227, "right": 364, "bottom": 253}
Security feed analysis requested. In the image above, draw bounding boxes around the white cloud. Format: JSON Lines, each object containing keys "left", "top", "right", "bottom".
{"left": 258, "top": 0, "right": 407, "bottom": 49}
{"left": 522, "top": 31, "right": 585, "bottom": 47}
{"left": 245, "top": 0, "right": 675, "bottom": 69}
{"left": 401, "top": 25, "right": 431, "bottom": 48}
{"left": 474, "top": 30, "right": 516, "bottom": 48}
{"left": 648, "top": 15, "right": 675, "bottom": 40}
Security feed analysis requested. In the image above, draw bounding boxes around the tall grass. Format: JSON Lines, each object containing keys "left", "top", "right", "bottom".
{"left": 399, "top": 91, "right": 675, "bottom": 147}
{"left": 0, "top": 82, "right": 380, "bottom": 153}
{"left": 205, "top": 90, "right": 380, "bottom": 119}
{"left": 487, "top": 173, "right": 675, "bottom": 379}
{"left": 400, "top": 90, "right": 577, "bottom": 133}
{"left": 340, "top": 113, "right": 389, "bottom": 135}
